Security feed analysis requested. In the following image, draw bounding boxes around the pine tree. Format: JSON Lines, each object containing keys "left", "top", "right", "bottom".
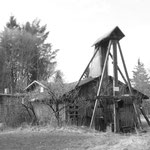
{"left": 23, "top": 19, "right": 58, "bottom": 83}
{"left": 132, "top": 59, "right": 150, "bottom": 97}
{"left": 6, "top": 16, "right": 20, "bottom": 29}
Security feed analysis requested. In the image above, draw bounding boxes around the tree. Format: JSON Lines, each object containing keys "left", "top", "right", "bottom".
{"left": 0, "top": 28, "right": 21, "bottom": 92}
{"left": 132, "top": 59, "right": 150, "bottom": 97}
{"left": 45, "top": 70, "right": 66, "bottom": 126}
{"left": 22, "top": 19, "right": 58, "bottom": 83}
{"left": 30, "top": 70, "right": 77, "bottom": 126}
{"left": 23, "top": 70, "right": 68, "bottom": 126}
{"left": 6, "top": 16, "right": 20, "bottom": 29}
{"left": 0, "top": 16, "right": 58, "bottom": 93}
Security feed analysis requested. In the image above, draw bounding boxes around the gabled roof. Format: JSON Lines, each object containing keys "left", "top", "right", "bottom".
{"left": 24, "top": 80, "right": 48, "bottom": 91}
{"left": 64, "top": 78, "right": 94, "bottom": 90}
{"left": 92, "top": 26, "right": 125, "bottom": 47}
{"left": 74, "top": 76, "right": 149, "bottom": 99}
{"left": 26, "top": 81, "right": 71, "bottom": 102}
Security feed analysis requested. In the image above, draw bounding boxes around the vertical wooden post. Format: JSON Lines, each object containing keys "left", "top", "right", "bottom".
{"left": 90, "top": 40, "right": 112, "bottom": 128}
{"left": 109, "top": 53, "right": 128, "bottom": 85}
{"left": 112, "top": 40, "right": 119, "bottom": 133}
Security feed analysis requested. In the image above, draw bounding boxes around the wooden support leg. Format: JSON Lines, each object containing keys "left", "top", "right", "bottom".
{"left": 133, "top": 102, "right": 143, "bottom": 130}
{"left": 140, "top": 106, "right": 150, "bottom": 126}
{"left": 117, "top": 42, "right": 132, "bottom": 95}
{"left": 113, "top": 102, "right": 117, "bottom": 132}
{"left": 112, "top": 40, "right": 119, "bottom": 133}
{"left": 117, "top": 41, "right": 142, "bottom": 132}
{"left": 90, "top": 40, "right": 112, "bottom": 128}
{"left": 90, "top": 99, "right": 98, "bottom": 128}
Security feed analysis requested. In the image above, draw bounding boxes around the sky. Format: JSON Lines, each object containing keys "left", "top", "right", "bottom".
{"left": 0, "top": 0, "right": 150, "bottom": 82}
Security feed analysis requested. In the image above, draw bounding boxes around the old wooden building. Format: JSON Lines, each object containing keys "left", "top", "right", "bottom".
{"left": 65, "top": 27, "right": 149, "bottom": 133}
{"left": 65, "top": 76, "right": 148, "bottom": 132}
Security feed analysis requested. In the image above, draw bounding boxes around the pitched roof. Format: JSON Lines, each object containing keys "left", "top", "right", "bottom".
{"left": 26, "top": 81, "right": 74, "bottom": 102}
{"left": 74, "top": 76, "right": 149, "bottom": 99}
{"left": 92, "top": 26, "right": 125, "bottom": 47}
{"left": 24, "top": 80, "right": 48, "bottom": 91}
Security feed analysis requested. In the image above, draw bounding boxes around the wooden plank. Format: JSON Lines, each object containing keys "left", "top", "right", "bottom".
{"left": 90, "top": 40, "right": 112, "bottom": 128}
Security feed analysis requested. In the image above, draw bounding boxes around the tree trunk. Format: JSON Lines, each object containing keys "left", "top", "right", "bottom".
{"left": 56, "top": 103, "right": 60, "bottom": 126}
{"left": 11, "top": 67, "right": 15, "bottom": 93}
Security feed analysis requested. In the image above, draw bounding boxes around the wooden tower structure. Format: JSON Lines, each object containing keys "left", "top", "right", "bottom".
{"left": 76, "top": 26, "right": 149, "bottom": 133}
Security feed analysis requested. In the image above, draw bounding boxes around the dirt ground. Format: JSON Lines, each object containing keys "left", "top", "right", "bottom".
{"left": 0, "top": 120, "right": 150, "bottom": 150}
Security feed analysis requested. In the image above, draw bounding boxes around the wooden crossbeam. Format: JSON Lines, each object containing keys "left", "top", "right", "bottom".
{"left": 97, "top": 95, "right": 136, "bottom": 100}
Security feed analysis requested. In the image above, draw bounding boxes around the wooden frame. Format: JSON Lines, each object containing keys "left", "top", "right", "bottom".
{"left": 75, "top": 27, "right": 149, "bottom": 133}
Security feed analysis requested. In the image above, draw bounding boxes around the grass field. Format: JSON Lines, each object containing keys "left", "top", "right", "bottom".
{"left": 0, "top": 119, "right": 150, "bottom": 150}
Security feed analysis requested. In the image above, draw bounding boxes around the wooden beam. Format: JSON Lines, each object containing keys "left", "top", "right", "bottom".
{"left": 76, "top": 47, "right": 99, "bottom": 88}
{"left": 117, "top": 41, "right": 143, "bottom": 131}
{"left": 96, "top": 97, "right": 134, "bottom": 105}
{"left": 90, "top": 40, "right": 112, "bottom": 128}
{"left": 112, "top": 40, "right": 119, "bottom": 133}
{"left": 96, "top": 41, "right": 112, "bottom": 100}
{"left": 117, "top": 42, "right": 132, "bottom": 94}
{"left": 109, "top": 52, "right": 128, "bottom": 85}
{"left": 139, "top": 106, "right": 150, "bottom": 126}
{"left": 97, "top": 95, "right": 136, "bottom": 100}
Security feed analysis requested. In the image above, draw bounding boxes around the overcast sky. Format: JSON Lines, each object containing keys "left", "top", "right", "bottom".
{"left": 0, "top": 0, "right": 150, "bottom": 82}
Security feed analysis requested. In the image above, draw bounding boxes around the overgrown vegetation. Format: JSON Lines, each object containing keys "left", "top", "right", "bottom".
{"left": 23, "top": 70, "right": 79, "bottom": 127}
{"left": 0, "top": 16, "right": 59, "bottom": 128}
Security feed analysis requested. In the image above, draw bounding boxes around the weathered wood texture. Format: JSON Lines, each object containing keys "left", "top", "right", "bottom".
{"left": 90, "top": 40, "right": 111, "bottom": 128}
{"left": 66, "top": 76, "right": 148, "bottom": 132}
